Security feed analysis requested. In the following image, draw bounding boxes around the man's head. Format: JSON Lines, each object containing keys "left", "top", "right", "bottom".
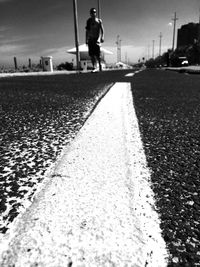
{"left": 90, "top": 8, "right": 97, "bottom": 18}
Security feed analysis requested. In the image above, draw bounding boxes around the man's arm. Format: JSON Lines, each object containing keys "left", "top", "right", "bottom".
{"left": 85, "top": 19, "right": 90, "bottom": 44}
{"left": 86, "top": 30, "right": 89, "bottom": 44}
{"left": 99, "top": 19, "right": 104, "bottom": 43}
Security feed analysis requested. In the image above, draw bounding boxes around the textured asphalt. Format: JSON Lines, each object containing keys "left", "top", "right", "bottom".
{"left": 131, "top": 69, "right": 200, "bottom": 266}
{"left": 0, "top": 69, "right": 200, "bottom": 266}
{"left": 0, "top": 70, "right": 130, "bottom": 234}
{"left": 0, "top": 82, "right": 168, "bottom": 267}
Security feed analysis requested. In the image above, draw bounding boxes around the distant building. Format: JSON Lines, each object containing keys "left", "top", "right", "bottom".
{"left": 177, "top": 22, "right": 200, "bottom": 49}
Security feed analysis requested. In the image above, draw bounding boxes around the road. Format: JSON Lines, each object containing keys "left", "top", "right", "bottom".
{"left": 131, "top": 69, "right": 200, "bottom": 266}
{"left": 0, "top": 71, "right": 119, "bottom": 234}
{"left": 0, "top": 70, "right": 133, "bottom": 234}
{"left": 0, "top": 69, "right": 200, "bottom": 266}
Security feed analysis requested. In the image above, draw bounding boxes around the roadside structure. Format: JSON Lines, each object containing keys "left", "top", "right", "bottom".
{"left": 67, "top": 44, "right": 113, "bottom": 71}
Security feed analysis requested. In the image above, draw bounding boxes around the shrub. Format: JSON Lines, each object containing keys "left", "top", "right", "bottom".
{"left": 57, "top": 62, "right": 73, "bottom": 71}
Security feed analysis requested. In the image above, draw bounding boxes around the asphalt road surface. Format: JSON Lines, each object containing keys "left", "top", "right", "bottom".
{"left": 0, "top": 70, "right": 127, "bottom": 235}
{"left": 0, "top": 69, "right": 200, "bottom": 266}
{"left": 131, "top": 69, "right": 200, "bottom": 266}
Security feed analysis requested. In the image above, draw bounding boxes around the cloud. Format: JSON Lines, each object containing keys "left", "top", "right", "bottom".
{"left": 0, "top": 0, "right": 13, "bottom": 2}
{"left": 35, "top": 46, "right": 72, "bottom": 63}
{"left": 0, "top": 43, "right": 31, "bottom": 67}
{"left": 0, "top": 44, "right": 27, "bottom": 54}
{"left": 1, "top": 34, "right": 39, "bottom": 46}
{"left": 0, "top": 26, "right": 10, "bottom": 32}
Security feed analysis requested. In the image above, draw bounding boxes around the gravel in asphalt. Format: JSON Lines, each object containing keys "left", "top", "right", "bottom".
{"left": 0, "top": 82, "right": 168, "bottom": 267}
{"left": 0, "top": 72, "right": 118, "bottom": 235}
{"left": 2, "top": 68, "right": 199, "bottom": 266}
{"left": 132, "top": 69, "right": 200, "bottom": 266}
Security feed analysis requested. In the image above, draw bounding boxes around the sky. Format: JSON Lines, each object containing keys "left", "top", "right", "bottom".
{"left": 0, "top": 0, "right": 200, "bottom": 68}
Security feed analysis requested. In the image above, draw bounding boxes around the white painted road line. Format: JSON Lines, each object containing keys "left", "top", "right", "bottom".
{"left": 0, "top": 82, "right": 169, "bottom": 266}
{"left": 125, "top": 72, "right": 135, "bottom": 77}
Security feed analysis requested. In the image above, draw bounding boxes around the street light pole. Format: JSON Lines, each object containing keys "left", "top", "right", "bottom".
{"left": 97, "top": 0, "right": 101, "bottom": 18}
{"left": 72, "top": 0, "right": 80, "bottom": 71}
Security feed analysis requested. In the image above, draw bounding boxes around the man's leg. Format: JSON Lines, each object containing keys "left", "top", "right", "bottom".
{"left": 88, "top": 41, "right": 97, "bottom": 70}
{"left": 98, "top": 57, "right": 102, "bottom": 71}
{"left": 91, "top": 56, "right": 96, "bottom": 69}
{"left": 91, "top": 56, "right": 99, "bottom": 72}
{"left": 97, "top": 45, "right": 102, "bottom": 71}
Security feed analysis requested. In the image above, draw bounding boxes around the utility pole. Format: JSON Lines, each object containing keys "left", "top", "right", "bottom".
{"left": 152, "top": 40, "right": 155, "bottom": 59}
{"left": 28, "top": 58, "right": 32, "bottom": 68}
{"left": 172, "top": 12, "right": 178, "bottom": 51}
{"left": 14, "top": 57, "right": 18, "bottom": 70}
{"left": 72, "top": 0, "right": 80, "bottom": 71}
{"left": 159, "top": 32, "right": 162, "bottom": 56}
{"left": 116, "top": 35, "right": 122, "bottom": 62}
{"left": 97, "top": 0, "right": 101, "bottom": 18}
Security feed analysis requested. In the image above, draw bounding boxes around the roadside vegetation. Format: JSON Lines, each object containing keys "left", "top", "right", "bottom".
{"left": 145, "top": 42, "right": 200, "bottom": 68}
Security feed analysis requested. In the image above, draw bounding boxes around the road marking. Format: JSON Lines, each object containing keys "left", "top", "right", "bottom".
{"left": 125, "top": 72, "right": 135, "bottom": 77}
{"left": 125, "top": 69, "right": 143, "bottom": 77}
{"left": 0, "top": 83, "right": 169, "bottom": 266}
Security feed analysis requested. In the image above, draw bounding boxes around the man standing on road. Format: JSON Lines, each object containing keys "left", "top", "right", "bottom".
{"left": 85, "top": 8, "right": 104, "bottom": 72}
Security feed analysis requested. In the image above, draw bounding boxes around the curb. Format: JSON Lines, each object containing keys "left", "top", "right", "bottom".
{"left": 0, "top": 70, "right": 78, "bottom": 78}
{"left": 0, "top": 83, "right": 169, "bottom": 266}
{"left": 165, "top": 67, "right": 200, "bottom": 74}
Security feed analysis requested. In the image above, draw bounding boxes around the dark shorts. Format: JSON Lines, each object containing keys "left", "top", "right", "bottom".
{"left": 88, "top": 39, "right": 101, "bottom": 57}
